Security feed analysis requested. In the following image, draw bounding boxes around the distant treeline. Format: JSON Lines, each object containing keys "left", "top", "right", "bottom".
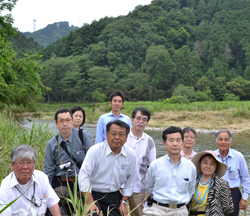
{"left": 11, "top": 0, "right": 250, "bottom": 103}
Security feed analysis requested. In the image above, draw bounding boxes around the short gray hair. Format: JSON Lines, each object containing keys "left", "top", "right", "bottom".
{"left": 183, "top": 127, "right": 197, "bottom": 139}
{"left": 215, "top": 130, "right": 232, "bottom": 142}
{"left": 11, "top": 145, "right": 37, "bottom": 163}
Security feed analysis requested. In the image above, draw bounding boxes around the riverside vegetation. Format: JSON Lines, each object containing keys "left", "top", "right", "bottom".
{"left": 33, "top": 101, "right": 250, "bottom": 135}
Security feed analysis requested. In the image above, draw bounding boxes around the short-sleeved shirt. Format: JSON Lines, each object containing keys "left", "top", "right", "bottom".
{"left": 0, "top": 170, "right": 59, "bottom": 216}
{"left": 125, "top": 131, "right": 156, "bottom": 193}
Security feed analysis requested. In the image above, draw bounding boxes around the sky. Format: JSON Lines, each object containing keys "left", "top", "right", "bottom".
{"left": 3, "top": 0, "right": 153, "bottom": 33}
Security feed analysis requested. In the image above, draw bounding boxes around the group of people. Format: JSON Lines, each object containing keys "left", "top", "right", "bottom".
{"left": 0, "top": 90, "right": 249, "bottom": 216}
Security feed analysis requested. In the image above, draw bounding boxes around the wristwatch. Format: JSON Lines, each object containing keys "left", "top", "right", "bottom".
{"left": 121, "top": 199, "right": 128, "bottom": 205}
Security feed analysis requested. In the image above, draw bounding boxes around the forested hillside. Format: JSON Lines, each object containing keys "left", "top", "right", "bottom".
{"left": 24, "top": 21, "right": 79, "bottom": 48}
{"left": 8, "top": 31, "right": 41, "bottom": 58}
{"left": 37, "top": 0, "right": 250, "bottom": 103}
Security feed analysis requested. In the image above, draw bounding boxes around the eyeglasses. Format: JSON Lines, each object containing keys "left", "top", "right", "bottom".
{"left": 57, "top": 118, "right": 72, "bottom": 123}
{"left": 109, "top": 132, "right": 126, "bottom": 138}
{"left": 135, "top": 116, "right": 148, "bottom": 122}
{"left": 15, "top": 159, "right": 34, "bottom": 166}
{"left": 184, "top": 136, "right": 195, "bottom": 140}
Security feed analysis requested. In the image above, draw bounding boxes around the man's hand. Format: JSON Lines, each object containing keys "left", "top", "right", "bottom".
{"left": 119, "top": 202, "right": 128, "bottom": 216}
{"left": 239, "top": 198, "right": 248, "bottom": 210}
{"left": 86, "top": 202, "right": 99, "bottom": 216}
{"left": 82, "top": 192, "right": 99, "bottom": 216}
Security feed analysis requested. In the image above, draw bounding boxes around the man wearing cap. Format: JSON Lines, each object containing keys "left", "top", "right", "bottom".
{"left": 142, "top": 126, "right": 196, "bottom": 216}
{"left": 125, "top": 107, "right": 156, "bottom": 216}
{"left": 214, "top": 129, "right": 250, "bottom": 216}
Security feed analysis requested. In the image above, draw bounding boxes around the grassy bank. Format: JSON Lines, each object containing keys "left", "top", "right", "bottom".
{"left": 0, "top": 111, "right": 54, "bottom": 179}
{"left": 33, "top": 101, "right": 250, "bottom": 135}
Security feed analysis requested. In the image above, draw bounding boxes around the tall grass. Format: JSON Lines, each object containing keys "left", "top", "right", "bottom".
{"left": 0, "top": 110, "right": 54, "bottom": 180}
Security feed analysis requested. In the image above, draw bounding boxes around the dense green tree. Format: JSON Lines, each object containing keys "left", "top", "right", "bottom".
{"left": 0, "top": 0, "right": 47, "bottom": 110}
{"left": 144, "top": 45, "right": 175, "bottom": 93}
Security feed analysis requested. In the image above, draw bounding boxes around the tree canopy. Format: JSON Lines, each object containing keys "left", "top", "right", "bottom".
{"left": 9, "top": 0, "right": 250, "bottom": 103}
{"left": 1, "top": 0, "right": 47, "bottom": 111}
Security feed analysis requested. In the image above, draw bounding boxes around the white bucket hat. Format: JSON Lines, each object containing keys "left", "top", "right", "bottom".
{"left": 191, "top": 150, "right": 227, "bottom": 177}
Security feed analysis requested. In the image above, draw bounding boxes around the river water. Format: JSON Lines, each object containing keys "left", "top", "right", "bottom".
{"left": 25, "top": 120, "right": 250, "bottom": 214}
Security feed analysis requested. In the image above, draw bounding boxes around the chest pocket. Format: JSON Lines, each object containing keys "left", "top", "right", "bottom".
{"left": 228, "top": 168, "right": 239, "bottom": 180}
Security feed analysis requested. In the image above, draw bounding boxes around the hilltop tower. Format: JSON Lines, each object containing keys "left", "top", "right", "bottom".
{"left": 33, "top": 19, "right": 36, "bottom": 32}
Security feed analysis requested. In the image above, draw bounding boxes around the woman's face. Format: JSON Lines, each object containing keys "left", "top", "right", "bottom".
{"left": 72, "top": 111, "right": 84, "bottom": 129}
{"left": 200, "top": 155, "right": 217, "bottom": 178}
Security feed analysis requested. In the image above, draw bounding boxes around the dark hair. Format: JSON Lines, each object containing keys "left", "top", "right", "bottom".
{"left": 199, "top": 154, "right": 218, "bottom": 167}
{"left": 71, "top": 106, "right": 86, "bottom": 126}
{"left": 132, "top": 107, "right": 151, "bottom": 122}
{"left": 55, "top": 108, "right": 73, "bottom": 121}
{"left": 183, "top": 127, "right": 197, "bottom": 139}
{"left": 215, "top": 129, "right": 232, "bottom": 142}
{"left": 109, "top": 90, "right": 125, "bottom": 103}
{"left": 162, "top": 126, "right": 183, "bottom": 142}
{"left": 106, "top": 120, "right": 130, "bottom": 135}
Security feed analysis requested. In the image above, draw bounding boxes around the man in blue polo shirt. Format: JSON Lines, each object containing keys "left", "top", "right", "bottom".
{"left": 95, "top": 90, "right": 131, "bottom": 144}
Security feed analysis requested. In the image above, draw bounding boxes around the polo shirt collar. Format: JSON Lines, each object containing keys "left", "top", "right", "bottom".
{"left": 129, "top": 130, "right": 145, "bottom": 140}
{"left": 10, "top": 171, "right": 38, "bottom": 188}
{"left": 105, "top": 140, "right": 127, "bottom": 157}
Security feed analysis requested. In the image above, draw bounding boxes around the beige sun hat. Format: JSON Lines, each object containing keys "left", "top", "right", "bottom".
{"left": 191, "top": 150, "right": 227, "bottom": 177}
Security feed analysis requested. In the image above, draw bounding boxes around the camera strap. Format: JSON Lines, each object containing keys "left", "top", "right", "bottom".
{"left": 15, "top": 182, "right": 40, "bottom": 207}
{"left": 60, "top": 141, "right": 82, "bottom": 169}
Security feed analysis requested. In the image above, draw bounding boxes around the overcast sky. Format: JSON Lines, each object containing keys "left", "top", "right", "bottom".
{"left": 3, "top": 0, "right": 152, "bottom": 33}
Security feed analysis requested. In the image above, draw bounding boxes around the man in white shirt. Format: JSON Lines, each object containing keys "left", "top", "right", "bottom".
{"left": 125, "top": 107, "right": 156, "bottom": 216}
{"left": 78, "top": 120, "right": 137, "bottom": 216}
{"left": 0, "top": 145, "right": 61, "bottom": 216}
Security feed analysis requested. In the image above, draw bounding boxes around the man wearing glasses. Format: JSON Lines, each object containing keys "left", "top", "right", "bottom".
{"left": 78, "top": 120, "right": 137, "bottom": 216}
{"left": 125, "top": 107, "right": 156, "bottom": 216}
{"left": 44, "top": 108, "right": 93, "bottom": 215}
{"left": 0, "top": 145, "right": 61, "bottom": 216}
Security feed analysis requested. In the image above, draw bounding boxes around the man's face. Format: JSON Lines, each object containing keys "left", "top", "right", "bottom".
{"left": 110, "top": 96, "right": 123, "bottom": 113}
{"left": 106, "top": 124, "right": 127, "bottom": 154}
{"left": 55, "top": 112, "right": 73, "bottom": 138}
{"left": 131, "top": 111, "right": 148, "bottom": 132}
{"left": 162, "top": 132, "right": 183, "bottom": 156}
{"left": 11, "top": 157, "right": 35, "bottom": 185}
{"left": 183, "top": 131, "right": 196, "bottom": 149}
{"left": 216, "top": 132, "right": 231, "bottom": 153}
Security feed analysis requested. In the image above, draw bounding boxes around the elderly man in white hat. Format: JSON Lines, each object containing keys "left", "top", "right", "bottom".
{"left": 189, "top": 150, "right": 234, "bottom": 216}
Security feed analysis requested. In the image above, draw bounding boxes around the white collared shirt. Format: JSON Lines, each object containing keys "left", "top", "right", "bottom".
{"left": 125, "top": 131, "right": 156, "bottom": 193}
{"left": 0, "top": 170, "right": 59, "bottom": 216}
{"left": 78, "top": 140, "right": 137, "bottom": 196}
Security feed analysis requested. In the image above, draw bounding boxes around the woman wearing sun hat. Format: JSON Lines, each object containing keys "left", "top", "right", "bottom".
{"left": 189, "top": 150, "right": 234, "bottom": 216}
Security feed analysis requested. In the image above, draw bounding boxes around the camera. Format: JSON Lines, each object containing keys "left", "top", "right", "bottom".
{"left": 32, "top": 196, "right": 42, "bottom": 207}
{"left": 59, "top": 162, "right": 71, "bottom": 171}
